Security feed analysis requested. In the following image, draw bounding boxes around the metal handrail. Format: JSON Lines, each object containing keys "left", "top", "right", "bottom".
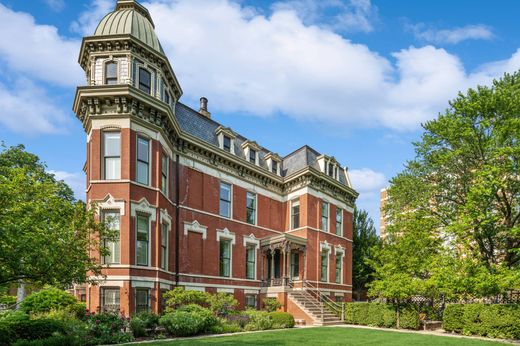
{"left": 303, "top": 280, "right": 345, "bottom": 321}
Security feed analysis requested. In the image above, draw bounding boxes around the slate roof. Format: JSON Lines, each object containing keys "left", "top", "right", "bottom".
{"left": 175, "top": 102, "right": 350, "bottom": 187}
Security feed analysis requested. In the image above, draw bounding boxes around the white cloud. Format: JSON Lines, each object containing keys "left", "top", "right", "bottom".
{"left": 349, "top": 168, "right": 387, "bottom": 230}
{"left": 43, "top": 0, "right": 65, "bottom": 12}
{"left": 70, "top": 0, "right": 113, "bottom": 36}
{"left": 409, "top": 23, "right": 494, "bottom": 45}
{"left": 0, "top": 3, "right": 82, "bottom": 87}
{"left": 0, "top": 78, "right": 69, "bottom": 134}
{"left": 143, "top": 0, "right": 520, "bottom": 131}
{"left": 271, "top": 0, "right": 377, "bottom": 33}
{"left": 48, "top": 170, "right": 85, "bottom": 200}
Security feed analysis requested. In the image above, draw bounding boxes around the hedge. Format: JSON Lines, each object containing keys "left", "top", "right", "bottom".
{"left": 443, "top": 304, "right": 520, "bottom": 339}
{"left": 344, "top": 302, "right": 419, "bottom": 330}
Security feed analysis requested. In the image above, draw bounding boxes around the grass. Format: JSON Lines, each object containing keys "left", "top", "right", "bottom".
{"left": 142, "top": 327, "right": 506, "bottom": 345}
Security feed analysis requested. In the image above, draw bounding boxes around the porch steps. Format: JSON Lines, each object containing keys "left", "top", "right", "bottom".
{"left": 288, "top": 290, "right": 343, "bottom": 326}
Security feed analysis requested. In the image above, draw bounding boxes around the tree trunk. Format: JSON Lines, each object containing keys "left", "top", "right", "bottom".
{"left": 16, "top": 281, "right": 26, "bottom": 309}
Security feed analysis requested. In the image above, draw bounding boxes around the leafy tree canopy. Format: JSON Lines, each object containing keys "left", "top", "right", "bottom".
{"left": 0, "top": 144, "right": 114, "bottom": 288}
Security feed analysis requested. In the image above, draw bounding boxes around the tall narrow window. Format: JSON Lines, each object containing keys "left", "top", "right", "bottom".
{"left": 246, "top": 245, "right": 255, "bottom": 279}
{"left": 291, "top": 252, "right": 300, "bottom": 279}
{"left": 223, "top": 135, "right": 231, "bottom": 152}
{"left": 321, "top": 201, "right": 329, "bottom": 232}
{"left": 102, "top": 211, "right": 120, "bottom": 264}
{"left": 136, "top": 137, "right": 149, "bottom": 185}
{"left": 335, "top": 254, "right": 342, "bottom": 284}
{"left": 272, "top": 160, "right": 278, "bottom": 174}
{"left": 219, "top": 182, "right": 231, "bottom": 218}
{"left": 320, "top": 251, "right": 328, "bottom": 282}
{"left": 328, "top": 162, "right": 334, "bottom": 177}
{"left": 136, "top": 215, "right": 149, "bottom": 266}
{"left": 291, "top": 198, "right": 300, "bottom": 229}
{"left": 103, "top": 132, "right": 120, "bottom": 180}
{"left": 105, "top": 62, "right": 117, "bottom": 85}
{"left": 220, "top": 240, "right": 231, "bottom": 277}
{"left": 336, "top": 208, "right": 343, "bottom": 236}
{"left": 162, "top": 78, "right": 170, "bottom": 104}
{"left": 101, "top": 288, "right": 120, "bottom": 313}
{"left": 161, "top": 223, "right": 168, "bottom": 270}
{"left": 138, "top": 67, "right": 151, "bottom": 94}
{"left": 246, "top": 192, "right": 256, "bottom": 225}
{"left": 249, "top": 149, "right": 256, "bottom": 164}
{"left": 135, "top": 288, "right": 150, "bottom": 313}
{"left": 161, "top": 154, "right": 168, "bottom": 196}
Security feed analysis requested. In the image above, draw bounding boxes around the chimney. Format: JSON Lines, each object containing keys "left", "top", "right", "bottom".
{"left": 199, "top": 97, "right": 211, "bottom": 118}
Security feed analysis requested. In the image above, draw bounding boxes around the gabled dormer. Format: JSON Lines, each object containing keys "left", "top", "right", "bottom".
{"left": 215, "top": 126, "right": 236, "bottom": 154}
{"left": 317, "top": 155, "right": 341, "bottom": 181}
{"left": 241, "top": 140, "right": 261, "bottom": 166}
{"left": 264, "top": 152, "right": 282, "bottom": 175}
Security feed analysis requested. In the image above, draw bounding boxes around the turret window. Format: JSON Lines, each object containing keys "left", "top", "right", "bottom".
{"left": 103, "top": 132, "right": 120, "bottom": 180}
{"left": 138, "top": 67, "right": 151, "bottom": 94}
{"left": 136, "top": 136, "right": 150, "bottom": 185}
{"left": 223, "top": 136, "right": 231, "bottom": 152}
{"left": 105, "top": 62, "right": 118, "bottom": 85}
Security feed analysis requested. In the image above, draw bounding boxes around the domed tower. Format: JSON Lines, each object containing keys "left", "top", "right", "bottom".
{"left": 73, "top": 0, "right": 182, "bottom": 315}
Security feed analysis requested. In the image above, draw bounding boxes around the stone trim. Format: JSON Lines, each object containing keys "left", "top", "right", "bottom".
{"left": 183, "top": 220, "right": 207, "bottom": 240}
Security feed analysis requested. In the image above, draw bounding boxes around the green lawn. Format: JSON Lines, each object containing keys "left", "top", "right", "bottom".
{"left": 142, "top": 327, "right": 506, "bottom": 346}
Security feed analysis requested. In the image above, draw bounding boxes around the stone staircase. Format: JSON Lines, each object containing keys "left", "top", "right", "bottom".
{"left": 288, "top": 290, "right": 343, "bottom": 326}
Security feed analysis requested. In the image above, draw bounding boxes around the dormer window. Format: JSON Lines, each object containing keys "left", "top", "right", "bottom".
{"left": 105, "top": 62, "right": 118, "bottom": 85}
{"left": 328, "top": 162, "right": 334, "bottom": 177}
{"left": 249, "top": 149, "right": 256, "bottom": 164}
{"left": 138, "top": 67, "right": 151, "bottom": 94}
{"left": 216, "top": 126, "right": 236, "bottom": 154}
{"left": 223, "top": 135, "right": 231, "bottom": 152}
{"left": 265, "top": 152, "right": 281, "bottom": 175}
{"left": 318, "top": 155, "right": 340, "bottom": 181}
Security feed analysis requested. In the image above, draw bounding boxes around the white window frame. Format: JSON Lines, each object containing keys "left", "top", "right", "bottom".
{"left": 161, "top": 153, "right": 169, "bottom": 197}
{"left": 246, "top": 191, "right": 257, "bottom": 225}
{"left": 320, "top": 241, "right": 332, "bottom": 283}
{"left": 136, "top": 134, "right": 151, "bottom": 186}
{"left": 219, "top": 181, "right": 232, "bottom": 219}
{"left": 243, "top": 234, "right": 260, "bottom": 280}
{"left": 321, "top": 201, "right": 329, "bottom": 232}
{"left": 102, "top": 131, "right": 121, "bottom": 180}
{"left": 102, "top": 210, "right": 120, "bottom": 265}
{"left": 335, "top": 247, "right": 345, "bottom": 284}
{"left": 336, "top": 208, "right": 343, "bottom": 236}
{"left": 290, "top": 198, "right": 300, "bottom": 230}
{"left": 131, "top": 198, "right": 156, "bottom": 267}
{"left": 104, "top": 60, "right": 118, "bottom": 85}
{"left": 137, "top": 66, "right": 153, "bottom": 95}
{"left": 217, "top": 228, "right": 236, "bottom": 278}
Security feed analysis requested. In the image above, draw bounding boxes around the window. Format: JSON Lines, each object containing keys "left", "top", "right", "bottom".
{"left": 162, "top": 78, "right": 170, "bottom": 104}
{"left": 320, "top": 251, "right": 328, "bottom": 282}
{"left": 101, "top": 288, "right": 120, "bottom": 313}
{"left": 223, "top": 135, "right": 231, "bottom": 152}
{"left": 291, "top": 198, "right": 300, "bottom": 229}
{"left": 246, "top": 192, "right": 256, "bottom": 225}
{"left": 161, "top": 223, "right": 168, "bottom": 270}
{"left": 135, "top": 288, "right": 150, "bottom": 313}
{"left": 249, "top": 149, "right": 256, "bottom": 164}
{"left": 272, "top": 160, "right": 278, "bottom": 174}
{"left": 136, "top": 137, "right": 149, "bottom": 185}
{"left": 102, "top": 211, "right": 120, "bottom": 264}
{"left": 321, "top": 201, "right": 329, "bottom": 231}
{"left": 161, "top": 154, "right": 168, "bottom": 196}
{"left": 328, "top": 162, "right": 334, "bottom": 177}
{"left": 291, "top": 252, "right": 300, "bottom": 279}
{"left": 246, "top": 245, "right": 255, "bottom": 279}
{"left": 336, "top": 208, "right": 343, "bottom": 236}
{"left": 136, "top": 215, "right": 149, "bottom": 266}
{"left": 245, "top": 295, "right": 257, "bottom": 308}
{"left": 103, "top": 132, "right": 120, "bottom": 180}
{"left": 105, "top": 62, "right": 118, "bottom": 85}
{"left": 220, "top": 240, "right": 231, "bottom": 277}
{"left": 219, "top": 182, "right": 231, "bottom": 218}
{"left": 335, "top": 254, "right": 342, "bottom": 284}
{"left": 138, "top": 67, "right": 151, "bottom": 94}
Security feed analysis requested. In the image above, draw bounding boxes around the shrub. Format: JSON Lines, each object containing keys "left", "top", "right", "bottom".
{"left": 262, "top": 297, "right": 281, "bottom": 312}
{"left": 399, "top": 306, "right": 420, "bottom": 330}
{"left": 160, "top": 311, "right": 206, "bottom": 336}
{"left": 269, "top": 312, "right": 295, "bottom": 328}
{"left": 443, "top": 304, "right": 465, "bottom": 333}
{"left": 208, "top": 293, "right": 239, "bottom": 316}
{"left": 84, "top": 311, "right": 133, "bottom": 345}
{"left": 243, "top": 309, "right": 272, "bottom": 331}
{"left": 67, "top": 303, "right": 87, "bottom": 320}
{"left": 0, "top": 295, "right": 17, "bottom": 307}
{"left": 344, "top": 302, "right": 398, "bottom": 328}
{"left": 130, "top": 311, "right": 160, "bottom": 337}
{"left": 20, "top": 288, "right": 77, "bottom": 314}
{"left": 12, "top": 335, "right": 81, "bottom": 346}
{"left": 443, "top": 304, "right": 520, "bottom": 340}
{"left": 163, "top": 287, "right": 209, "bottom": 312}
{"left": 178, "top": 304, "right": 218, "bottom": 332}
{"left": 208, "top": 318, "right": 242, "bottom": 334}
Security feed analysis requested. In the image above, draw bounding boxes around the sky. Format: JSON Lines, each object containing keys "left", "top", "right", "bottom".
{"left": 1, "top": 0, "right": 520, "bottom": 232}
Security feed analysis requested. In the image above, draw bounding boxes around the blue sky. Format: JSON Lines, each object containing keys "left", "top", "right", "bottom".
{"left": 1, "top": 0, "right": 520, "bottom": 231}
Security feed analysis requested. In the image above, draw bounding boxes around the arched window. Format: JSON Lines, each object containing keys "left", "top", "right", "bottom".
{"left": 105, "top": 62, "right": 118, "bottom": 85}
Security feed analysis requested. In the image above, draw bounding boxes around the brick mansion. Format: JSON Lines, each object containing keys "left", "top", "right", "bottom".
{"left": 73, "top": 0, "right": 358, "bottom": 325}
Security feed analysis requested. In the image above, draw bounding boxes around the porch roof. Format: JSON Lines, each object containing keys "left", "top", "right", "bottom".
{"left": 260, "top": 233, "right": 307, "bottom": 247}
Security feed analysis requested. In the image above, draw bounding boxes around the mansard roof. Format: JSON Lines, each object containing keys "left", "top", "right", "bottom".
{"left": 174, "top": 102, "right": 351, "bottom": 187}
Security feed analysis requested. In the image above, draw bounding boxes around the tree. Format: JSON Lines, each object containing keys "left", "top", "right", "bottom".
{"left": 0, "top": 144, "right": 115, "bottom": 289}
{"left": 352, "top": 207, "right": 380, "bottom": 300}
{"left": 371, "top": 72, "right": 520, "bottom": 300}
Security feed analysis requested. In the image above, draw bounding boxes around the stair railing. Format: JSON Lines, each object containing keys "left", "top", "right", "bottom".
{"left": 303, "top": 280, "right": 345, "bottom": 322}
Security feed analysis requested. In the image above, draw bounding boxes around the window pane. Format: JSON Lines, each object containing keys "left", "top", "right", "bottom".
{"left": 104, "top": 132, "right": 120, "bottom": 156}
{"left": 105, "top": 157, "right": 120, "bottom": 180}
{"left": 106, "top": 62, "right": 117, "bottom": 78}
{"left": 272, "top": 161, "right": 278, "bottom": 174}
{"left": 291, "top": 199, "right": 300, "bottom": 229}
{"left": 321, "top": 252, "right": 328, "bottom": 282}
{"left": 162, "top": 155, "right": 168, "bottom": 175}
{"left": 103, "top": 212, "right": 120, "bottom": 264}
{"left": 220, "top": 183, "right": 230, "bottom": 200}
{"left": 249, "top": 149, "right": 256, "bottom": 163}
{"left": 220, "top": 241, "right": 231, "bottom": 277}
{"left": 137, "top": 161, "right": 148, "bottom": 185}
{"left": 246, "top": 193, "right": 256, "bottom": 209}
{"left": 139, "top": 68, "right": 151, "bottom": 93}
{"left": 136, "top": 241, "right": 148, "bottom": 265}
{"left": 223, "top": 136, "right": 231, "bottom": 151}
{"left": 137, "top": 138, "right": 149, "bottom": 162}
{"left": 137, "top": 215, "right": 148, "bottom": 266}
